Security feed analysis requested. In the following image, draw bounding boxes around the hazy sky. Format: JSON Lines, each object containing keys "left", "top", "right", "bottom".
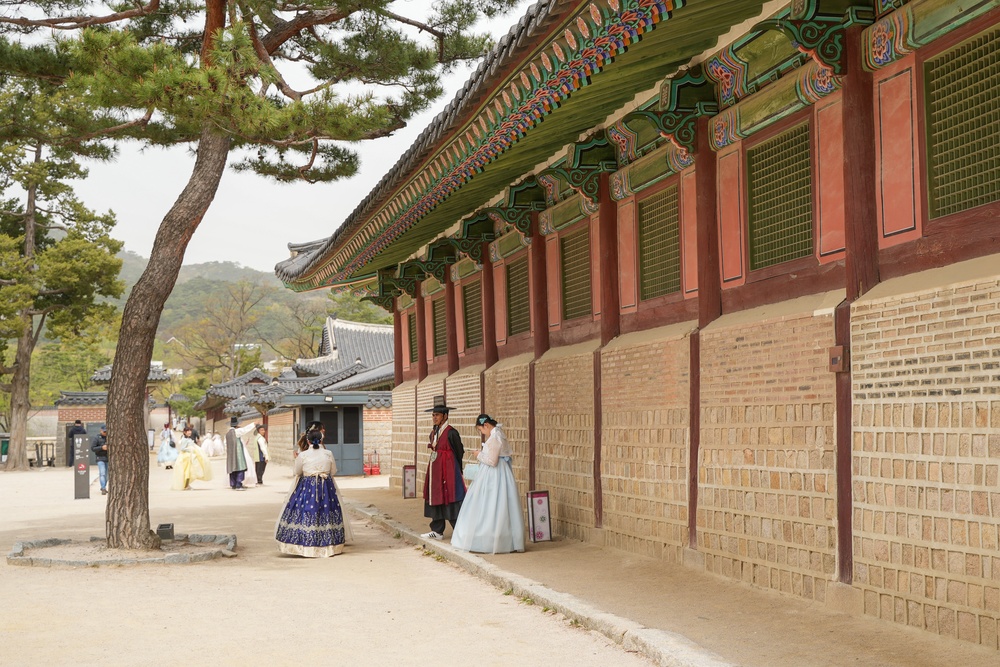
{"left": 72, "top": 3, "right": 533, "bottom": 276}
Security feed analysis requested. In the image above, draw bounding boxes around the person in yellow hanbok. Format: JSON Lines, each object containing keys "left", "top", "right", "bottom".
{"left": 172, "top": 425, "right": 213, "bottom": 490}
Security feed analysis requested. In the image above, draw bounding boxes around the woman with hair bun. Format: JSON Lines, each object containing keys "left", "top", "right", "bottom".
{"left": 275, "top": 427, "right": 350, "bottom": 557}
{"left": 450, "top": 414, "right": 525, "bottom": 554}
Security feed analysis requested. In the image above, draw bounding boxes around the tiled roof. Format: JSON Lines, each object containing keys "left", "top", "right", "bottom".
{"left": 275, "top": 0, "right": 563, "bottom": 285}
{"left": 365, "top": 392, "right": 393, "bottom": 409}
{"left": 55, "top": 391, "right": 108, "bottom": 406}
{"left": 293, "top": 317, "right": 393, "bottom": 376}
{"left": 90, "top": 365, "right": 170, "bottom": 384}
{"left": 327, "top": 361, "right": 394, "bottom": 391}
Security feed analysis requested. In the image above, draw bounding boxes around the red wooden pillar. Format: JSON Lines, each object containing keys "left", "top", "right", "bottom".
{"left": 392, "top": 303, "right": 403, "bottom": 387}
{"left": 834, "top": 26, "right": 879, "bottom": 584}
{"left": 415, "top": 283, "right": 427, "bottom": 382}
{"left": 444, "top": 268, "right": 459, "bottom": 375}
{"left": 481, "top": 242, "right": 499, "bottom": 370}
{"left": 689, "top": 114, "right": 720, "bottom": 549}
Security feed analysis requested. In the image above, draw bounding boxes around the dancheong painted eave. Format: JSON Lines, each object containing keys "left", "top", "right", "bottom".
{"left": 276, "top": 0, "right": 772, "bottom": 292}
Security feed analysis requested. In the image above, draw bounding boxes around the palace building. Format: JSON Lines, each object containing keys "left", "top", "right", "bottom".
{"left": 277, "top": 0, "right": 1000, "bottom": 648}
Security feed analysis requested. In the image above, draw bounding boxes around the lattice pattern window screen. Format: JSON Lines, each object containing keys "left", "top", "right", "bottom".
{"left": 506, "top": 257, "right": 530, "bottom": 336}
{"left": 746, "top": 123, "right": 813, "bottom": 270}
{"left": 463, "top": 280, "right": 483, "bottom": 349}
{"left": 637, "top": 184, "right": 681, "bottom": 300}
{"left": 432, "top": 298, "right": 447, "bottom": 358}
{"left": 561, "top": 227, "right": 592, "bottom": 321}
{"left": 925, "top": 26, "right": 1000, "bottom": 218}
{"left": 407, "top": 312, "right": 417, "bottom": 364}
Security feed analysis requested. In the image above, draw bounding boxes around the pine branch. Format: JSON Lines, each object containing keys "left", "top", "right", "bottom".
{"left": 0, "top": 0, "right": 161, "bottom": 30}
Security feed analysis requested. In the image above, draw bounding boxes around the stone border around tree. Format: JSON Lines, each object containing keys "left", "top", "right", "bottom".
{"left": 6, "top": 534, "right": 238, "bottom": 567}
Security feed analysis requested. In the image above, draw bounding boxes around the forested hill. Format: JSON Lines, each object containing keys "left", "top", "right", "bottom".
{"left": 116, "top": 251, "right": 323, "bottom": 340}
{"left": 119, "top": 251, "right": 283, "bottom": 291}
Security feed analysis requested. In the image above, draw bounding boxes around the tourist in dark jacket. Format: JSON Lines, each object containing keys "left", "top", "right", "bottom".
{"left": 91, "top": 424, "right": 109, "bottom": 495}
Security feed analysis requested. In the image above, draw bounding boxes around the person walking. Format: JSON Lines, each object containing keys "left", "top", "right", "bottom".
{"left": 171, "top": 425, "right": 213, "bottom": 490}
{"left": 451, "top": 414, "right": 525, "bottom": 554}
{"left": 248, "top": 425, "right": 270, "bottom": 485}
{"left": 158, "top": 423, "right": 172, "bottom": 453}
{"left": 157, "top": 425, "right": 179, "bottom": 469}
{"left": 275, "top": 426, "right": 349, "bottom": 557}
{"left": 91, "top": 424, "right": 109, "bottom": 496}
{"left": 225, "top": 417, "right": 257, "bottom": 490}
{"left": 421, "top": 404, "right": 466, "bottom": 540}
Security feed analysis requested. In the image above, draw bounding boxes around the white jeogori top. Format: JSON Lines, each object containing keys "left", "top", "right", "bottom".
{"left": 294, "top": 446, "right": 337, "bottom": 477}
{"left": 477, "top": 423, "right": 513, "bottom": 467}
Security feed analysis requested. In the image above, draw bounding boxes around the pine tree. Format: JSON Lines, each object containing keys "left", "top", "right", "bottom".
{"left": 1, "top": 0, "right": 519, "bottom": 548}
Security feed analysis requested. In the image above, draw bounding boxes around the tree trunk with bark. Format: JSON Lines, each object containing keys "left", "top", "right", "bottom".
{"left": 5, "top": 324, "right": 36, "bottom": 471}
{"left": 104, "top": 128, "right": 230, "bottom": 549}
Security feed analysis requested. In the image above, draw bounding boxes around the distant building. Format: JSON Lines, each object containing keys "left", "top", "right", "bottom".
{"left": 197, "top": 318, "right": 393, "bottom": 473}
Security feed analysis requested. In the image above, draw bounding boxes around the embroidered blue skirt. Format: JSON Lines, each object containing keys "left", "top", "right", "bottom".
{"left": 275, "top": 475, "right": 346, "bottom": 557}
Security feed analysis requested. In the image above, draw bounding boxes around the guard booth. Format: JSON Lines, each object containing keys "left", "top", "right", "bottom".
{"left": 282, "top": 392, "right": 368, "bottom": 476}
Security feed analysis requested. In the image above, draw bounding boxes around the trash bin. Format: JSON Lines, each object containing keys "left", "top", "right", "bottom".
{"left": 1, "top": 434, "right": 9, "bottom": 462}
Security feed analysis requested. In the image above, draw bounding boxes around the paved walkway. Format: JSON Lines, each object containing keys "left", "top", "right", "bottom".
{"left": 342, "top": 483, "right": 998, "bottom": 667}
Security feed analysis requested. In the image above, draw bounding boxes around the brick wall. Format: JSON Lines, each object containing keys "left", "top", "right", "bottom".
{"left": 535, "top": 342, "right": 599, "bottom": 542}
{"left": 267, "top": 410, "right": 296, "bottom": 467}
{"left": 391, "top": 382, "right": 417, "bottom": 492}
{"left": 445, "top": 367, "right": 484, "bottom": 468}
{"left": 601, "top": 322, "right": 694, "bottom": 560}
{"left": 698, "top": 292, "right": 840, "bottom": 602}
{"left": 852, "top": 262, "right": 1000, "bottom": 648}
{"left": 363, "top": 407, "right": 392, "bottom": 475}
{"left": 415, "top": 375, "right": 447, "bottom": 494}
{"left": 484, "top": 354, "right": 532, "bottom": 502}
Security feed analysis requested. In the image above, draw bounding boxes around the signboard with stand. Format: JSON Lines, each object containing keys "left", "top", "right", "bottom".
{"left": 526, "top": 490, "right": 552, "bottom": 542}
{"left": 402, "top": 464, "right": 417, "bottom": 498}
{"left": 73, "top": 435, "right": 90, "bottom": 499}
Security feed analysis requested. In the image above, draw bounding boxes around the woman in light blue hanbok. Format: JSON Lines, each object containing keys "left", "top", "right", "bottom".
{"left": 157, "top": 427, "right": 179, "bottom": 468}
{"left": 451, "top": 414, "right": 525, "bottom": 554}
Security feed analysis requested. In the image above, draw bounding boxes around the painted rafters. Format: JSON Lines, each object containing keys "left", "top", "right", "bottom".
{"left": 301, "top": 0, "right": 682, "bottom": 287}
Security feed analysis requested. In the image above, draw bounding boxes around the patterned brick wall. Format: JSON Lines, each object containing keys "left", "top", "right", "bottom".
{"left": 363, "top": 407, "right": 392, "bottom": 474}
{"left": 445, "top": 367, "right": 484, "bottom": 468}
{"left": 267, "top": 410, "right": 296, "bottom": 467}
{"left": 601, "top": 323, "right": 694, "bottom": 560}
{"left": 535, "top": 343, "right": 599, "bottom": 542}
{"left": 391, "top": 382, "right": 417, "bottom": 492}
{"left": 698, "top": 296, "right": 838, "bottom": 602}
{"left": 852, "top": 270, "right": 1000, "bottom": 648}
{"left": 415, "top": 375, "right": 447, "bottom": 493}
{"left": 484, "top": 354, "right": 532, "bottom": 502}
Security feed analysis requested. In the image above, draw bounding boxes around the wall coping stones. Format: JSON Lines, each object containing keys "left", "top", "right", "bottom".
{"left": 701, "top": 289, "right": 845, "bottom": 333}
{"left": 855, "top": 252, "right": 1000, "bottom": 305}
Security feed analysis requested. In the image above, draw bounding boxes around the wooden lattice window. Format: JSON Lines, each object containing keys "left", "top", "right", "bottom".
{"left": 506, "top": 256, "right": 530, "bottom": 336}
{"left": 431, "top": 298, "right": 447, "bottom": 358}
{"left": 637, "top": 184, "right": 681, "bottom": 300}
{"left": 925, "top": 26, "right": 1000, "bottom": 218}
{"left": 561, "top": 226, "right": 592, "bottom": 321}
{"left": 407, "top": 311, "right": 417, "bottom": 364}
{"left": 746, "top": 123, "right": 813, "bottom": 270}
{"left": 462, "top": 280, "right": 483, "bottom": 349}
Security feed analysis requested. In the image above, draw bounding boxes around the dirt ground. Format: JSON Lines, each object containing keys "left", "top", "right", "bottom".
{"left": 0, "top": 456, "right": 653, "bottom": 667}
{"left": 3, "top": 456, "right": 998, "bottom": 667}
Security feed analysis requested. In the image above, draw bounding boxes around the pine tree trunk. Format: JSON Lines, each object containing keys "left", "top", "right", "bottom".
{"left": 4, "top": 324, "right": 36, "bottom": 471}
{"left": 105, "top": 128, "right": 231, "bottom": 549}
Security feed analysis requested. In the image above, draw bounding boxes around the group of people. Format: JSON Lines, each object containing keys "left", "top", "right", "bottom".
{"left": 155, "top": 419, "right": 270, "bottom": 491}
{"left": 272, "top": 405, "right": 525, "bottom": 560}
{"left": 419, "top": 404, "right": 525, "bottom": 555}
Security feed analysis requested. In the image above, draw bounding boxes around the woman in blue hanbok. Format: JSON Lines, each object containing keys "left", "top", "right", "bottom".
{"left": 451, "top": 414, "right": 525, "bottom": 554}
{"left": 275, "top": 429, "right": 352, "bottom": 557}
{"left": 157, "top": 427, "right": 179, "bottom": 469}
